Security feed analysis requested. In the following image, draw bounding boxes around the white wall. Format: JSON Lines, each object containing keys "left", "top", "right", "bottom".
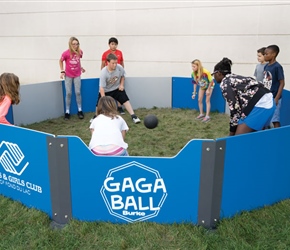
{"left": 0, "top": 1, "right": 289, "bottom": 89}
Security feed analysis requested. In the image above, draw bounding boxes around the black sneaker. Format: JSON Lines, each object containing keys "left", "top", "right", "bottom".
{"left": 77, "top": 111, "right": 84, "bottom": 119}
{"left": 118, "top": 107, "right": 125, "bottom": 115}
{"left": 64, "top": 113, "right": 70, "bottom": 120}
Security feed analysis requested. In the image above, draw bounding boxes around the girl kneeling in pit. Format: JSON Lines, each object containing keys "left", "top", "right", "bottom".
{"left": 89, "top": 96, "right": 129, "bottom": 156}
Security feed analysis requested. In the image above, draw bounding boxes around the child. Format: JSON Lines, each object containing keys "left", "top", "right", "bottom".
{"left": 101, "top": 37, "right": 124, "bottom": 69}
{"left": 191, "top": 59, "right": 215, "bottom": 123}
{"left": 212, "top": 57, "right": 275, "bottom": 136}
{"left": 97, "top": 53, "right": 141, "bottom": 124}
{"left": 89, "top": 96, "right": 129, "bottom": 156}
{"left": 263, "top": 45, "right": 285, "bottom": 128}
{"left": 0, "top": 73, "right": 20, "bottom": 125}
{"left": 254, "top": 47, "right": 267, "bottom": 83}
{"left": 59, "top": 37, "right": 86, "bottom": 120}
{"left": 101, "top": 37, "right": 125, "bottom": 115}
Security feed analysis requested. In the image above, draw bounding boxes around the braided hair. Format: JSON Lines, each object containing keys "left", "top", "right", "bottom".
{"left": 213, "top": 57, "right": 233, "bottom": 75}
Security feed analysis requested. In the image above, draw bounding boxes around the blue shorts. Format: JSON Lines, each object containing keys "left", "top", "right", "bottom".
{"left": 271, "top": 98, "right": 281, "bottom": 123}
{"left": 238, "top": 102, "right": 276, "bottom": 131}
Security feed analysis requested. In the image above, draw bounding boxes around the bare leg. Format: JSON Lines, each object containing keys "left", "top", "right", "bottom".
{"left": 235, "top": 123, "right": 255, "bottom": 135}
{"left": 123, "top": 101, "right": 134, "bottom": 115}
{"left": 198, "top": 89, "right": 205, "bottom": 115}
{"left": 205, "top": 91, "right": 212, "bottom": 117}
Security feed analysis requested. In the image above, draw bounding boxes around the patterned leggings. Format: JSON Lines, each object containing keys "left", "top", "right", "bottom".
{"left": 65, "top": 76, "right": 82, "bottom": 111}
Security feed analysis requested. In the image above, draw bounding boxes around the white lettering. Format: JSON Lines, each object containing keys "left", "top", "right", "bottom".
{"left": 122, "top": 177, "right": 135, "bottom": 192}
{"left": 104, "top": 177, "right": 166, "bottom": 194}
{"left": 136, "top": 178, "right": 152, "bottom": 193}
{"left": 138, "top": 197, "right": 149, "bottom": 210}
{"left": 122, "top": 210, "right": 146, "bottom": 216}
{"left": 124, "top": 196, "right": 137, "bottom": 210}
{"left": 153, "top": 178, "right": 167, "bottom": 193}
{"left": 8, "top": 176, "right": 25, "bottom": 186}
{"left": 26, "top": 182, "right": 42, "bottom": 193}
{"left": 5, "top": 181, "right": 16, "bottom": 189}
{"left": 104, "top": 177, "right": 120, "bottom": 192}
{"left": 149, "top": 197, "right": 160, "bottom": 211}
{"left": 111, "top": 195, "right": 124, "bottom": 209}
{"left": 23, "top": 189, "right": 31, "bottom": 195}
{"left": 16, "top": 185, "right": 31, "bottom": 195}
{"left": 111, "top": 195, "right": 159, "bottom": 212}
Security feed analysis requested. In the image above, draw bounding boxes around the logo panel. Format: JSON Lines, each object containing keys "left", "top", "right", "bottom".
{"left": 0, "top": 140, "right": 42, "bottom": 195}
{"left": 100, "top": 161, "right": 167, "bottom": 223}
{"left": 0, "top": 141, "right": 29, "bottom": 175}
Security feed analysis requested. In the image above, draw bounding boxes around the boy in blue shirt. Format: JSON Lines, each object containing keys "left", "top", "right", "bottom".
{"left": 263, "top": 45, "right": 285, "bottom": 128}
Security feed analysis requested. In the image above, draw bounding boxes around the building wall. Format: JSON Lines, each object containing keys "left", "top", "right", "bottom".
{"left": 0, "top": 1, "right": 289, "bottom": 89}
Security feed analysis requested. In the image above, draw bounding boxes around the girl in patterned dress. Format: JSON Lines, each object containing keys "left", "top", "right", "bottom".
{"left": 212, "top": 58, "right": 275, "bottom": 136}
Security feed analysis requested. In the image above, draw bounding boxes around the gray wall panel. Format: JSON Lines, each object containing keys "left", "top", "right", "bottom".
{"left": 13, "top": 81, "right": 64, "bottom": 125}
{"left": 12, "top": 77, "right": 171, "bottom": 125}
{"left": 124, "top": 77, "right": 172, "bottom": 109}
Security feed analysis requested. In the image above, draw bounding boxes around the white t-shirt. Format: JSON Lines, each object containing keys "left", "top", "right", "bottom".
{"left": 89, "top": 114, "right": 129, "bottom": 149}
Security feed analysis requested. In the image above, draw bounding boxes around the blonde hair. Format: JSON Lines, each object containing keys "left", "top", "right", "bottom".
{"left": 0, "top": 73, "right": 20, "bottom": 104}
{"left": 97, "top": 96, "right": 119, "bottom": 119}
{"left": 191, "top": 59, "right": 204, "bottom": 80}
{"left": 68, "top": 37, "right": 81, "bottom": 58}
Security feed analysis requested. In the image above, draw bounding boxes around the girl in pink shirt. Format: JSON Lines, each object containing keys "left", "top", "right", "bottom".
{"left": 59, "top": 37, "right": 85, "bottom": 120}
{"left": 0, "top": 73, "right": 20, "bottom": 125}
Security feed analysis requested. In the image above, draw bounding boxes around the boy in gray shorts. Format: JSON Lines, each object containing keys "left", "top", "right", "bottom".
{"left": 97, "top": 53, "right": 141, "bottom": 124}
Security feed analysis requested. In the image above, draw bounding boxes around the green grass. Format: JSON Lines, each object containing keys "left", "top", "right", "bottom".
{"left": 24, "top": 108, "right": 229, "bottom": 157}
{"left": 1, "top": 108, "right": 290, "bottom": 249}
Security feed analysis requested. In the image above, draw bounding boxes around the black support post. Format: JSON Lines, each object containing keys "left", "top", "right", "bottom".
{"left": 197, "top": 140, "right": 226, "bottom": 229}
{"left": 47, "top": 137, "right": 72, "bottom": 229}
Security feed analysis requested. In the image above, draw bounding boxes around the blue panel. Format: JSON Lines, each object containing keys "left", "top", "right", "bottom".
{"left": 62, "top": 78, "right": 99, "bottom": 114}
{"left": 172, "top": 77, "right": 225, "bottom": 113}
{"left": 0, "top": 124, "right": 53, "bottom": 217}
{"left": 281, "top": 89, "right": 290, "bottom": 126}
{"left": 219, "top": 125, "right": 290, "bottom": 218}
{"left": 66, "top": 136, "right": 205, "bottom": 224}
{"left": 6, "top": 105, "right": 14, "bottom": 124}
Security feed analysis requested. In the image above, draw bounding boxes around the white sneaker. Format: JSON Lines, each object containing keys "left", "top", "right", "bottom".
{"left": 132, "top": 117, "right": 141, "bottom": 124}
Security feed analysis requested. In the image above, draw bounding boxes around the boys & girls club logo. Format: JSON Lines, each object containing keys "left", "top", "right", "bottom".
{"left": 0, "top": 141, "right": 29, "bottom": 175}
{"left": 100, "top": 161, "right": 167, "bottom": 223}
{"left": 0, "top": 140, "right": 42, "bottom": 195}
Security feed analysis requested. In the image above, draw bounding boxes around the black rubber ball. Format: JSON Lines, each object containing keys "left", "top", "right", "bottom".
{"left": 144, "top": 114, "right": 158, "bottom": 129}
